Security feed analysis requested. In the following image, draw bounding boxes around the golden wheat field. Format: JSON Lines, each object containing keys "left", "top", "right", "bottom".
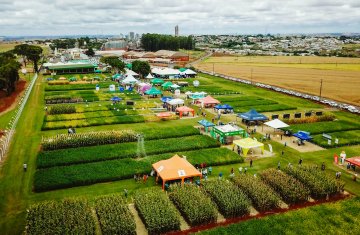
{"left": 195, "top": 56, "right": 360, "bottom": 106}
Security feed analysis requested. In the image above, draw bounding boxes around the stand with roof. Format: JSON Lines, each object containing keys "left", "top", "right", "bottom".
{"left": 210, "top": 124, "right": 247, "bottom": 144}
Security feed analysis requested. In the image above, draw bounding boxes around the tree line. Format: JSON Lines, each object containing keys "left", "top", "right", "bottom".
{"left": 141, "top": 34, "right": 194, "bottom": 51}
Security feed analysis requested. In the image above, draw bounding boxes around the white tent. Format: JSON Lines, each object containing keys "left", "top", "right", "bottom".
{"left": 171, "top": 84, "right": 181, "bottom": 89}
{"left": 125, "top": 69, "right": 139, "bottom": 77}
{"left": 264, "top": 119, "right": 289, "bottom": 129}
{"left": 167, "top": 98, "right": 184, "bottom": 105}
{"left": 185, "top": 91, "right": 193, "bottom": 95}
{"left": 122, "top": 74, "right": 139, "bottom": 84}
{"left": 184, "top": 69, "right": 197, "bottom": 75}
{"left": 146, "top": 73, "right": 154, "bottom": 79}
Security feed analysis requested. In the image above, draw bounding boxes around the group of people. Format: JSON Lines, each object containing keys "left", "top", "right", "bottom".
{"left": 134, "top": 173, "right": 149, "bottom": 183}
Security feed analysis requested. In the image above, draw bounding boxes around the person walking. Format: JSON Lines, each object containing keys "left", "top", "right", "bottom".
{"left": 23, "top": 163, "right": 27, "bottom": 172}
{"left": 277, "top": 161, "right": 281, "bottom": 170}
{"left": 321, "top": 162, "right": 325, "bottom": 171}
{"left": 124, "top": 189, "right": 128, "bottom": 198}
{"left": 250, "top": 159, "right": 253, "bottom": 168}
{"left": 299, "top": 158, "right": 303, "bottom": 166}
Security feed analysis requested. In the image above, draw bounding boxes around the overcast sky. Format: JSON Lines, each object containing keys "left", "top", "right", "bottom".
{"left": 1, "top": 0, "right": 359, "bottom": 36}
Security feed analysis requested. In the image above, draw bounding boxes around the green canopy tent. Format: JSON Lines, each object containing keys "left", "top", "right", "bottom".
{"left": 179, "top": 68, "right": 187, "bottom": 72}
{"left": 210, "top": 124, "right": 247, "bottom": 144}
{"left": 68, "top": 77, "right": 77, "bottom": 82}
{"left": 161, "top": 81, "right": 173, "bottom": 90}
{"left": 198, "top": 119, "right": 215, "bottom": 133}
{"left": 151, "top": 78, "right": 165, "bottom": 85}
{"left": 95, "top": 69, "right": 102, "bottom": 73}
{"left": 126, "top": 63, "right": 132, "bottom": 69}
{"left": 145, "top": 87, "right": 162, "bottom": 97}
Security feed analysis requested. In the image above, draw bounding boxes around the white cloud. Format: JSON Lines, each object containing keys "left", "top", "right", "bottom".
{"left": 0, "top": 0, "right": 359, "bottom": 35}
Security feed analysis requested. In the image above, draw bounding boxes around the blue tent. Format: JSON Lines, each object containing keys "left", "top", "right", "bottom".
{"left": 110, "top": 96, "right": 122, "bottom": 102}
{"left": 293, "top": 131, "right": 312, "bottom": 141}
{"left": 161, "top": 96, "right": 173, "bottom": 103}
{"left": 215, "top": 104, "right": 233, "bottom": 110}
{"left": 198, "top": 119, "right": 215, "bottom": 133}
{"left": 237, "top": 109, "right": 268, "bottom": 121}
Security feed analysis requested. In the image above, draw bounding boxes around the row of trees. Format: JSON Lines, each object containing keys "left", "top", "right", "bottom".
{"left": 141, "top": 34, "right": 194, "bottom": 51}
{"left": 49, "top": 37, "right": 103, "bottom": 51}
{"left": 100, "top": 57, "right": 150, "bottom": 78}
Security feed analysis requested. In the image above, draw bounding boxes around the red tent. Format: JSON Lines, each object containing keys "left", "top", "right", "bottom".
{"left": 157, "top": 112, "right": 172, "bottom": 118}
{"left": 176, "top": 106, "right": 195, "bottom": 118}
{"left": 345, "top": 156, "right": 360, "bottom": 167}
{"left": 196, "top": 95, "right": 220, "bottom": 108}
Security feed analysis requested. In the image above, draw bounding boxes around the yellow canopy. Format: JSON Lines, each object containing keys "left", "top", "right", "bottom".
{"left": 233, "top": 138, "right": 264, "bottom": 157}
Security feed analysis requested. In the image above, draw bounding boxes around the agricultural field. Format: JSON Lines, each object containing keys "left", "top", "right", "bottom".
{"left": 195, "top": 56, "right": 360, "bottom": 106}
{"left": 1, "top": 69, "right": 360, "bottom": 235}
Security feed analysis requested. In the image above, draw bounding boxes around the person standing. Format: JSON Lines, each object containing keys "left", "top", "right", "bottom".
{"left": 299, "top": 158, "right": 303, "bottom": 166}
{"left": 277, "top": 161, "right": 281, "bottom": 170}
{"left": 208, "top": 166, "right": 212, "bottom": 175}
{"left": 321, "top": 162, "right": 325, "bottom": 171}
{"left": 250, "top": 159, "right": 253, "bottom": 168}
{"left": 23, "top": 163, "right": 27, "bottom": 172}
{"left": 124, "top": 189, "right": 128, "bottom": 198}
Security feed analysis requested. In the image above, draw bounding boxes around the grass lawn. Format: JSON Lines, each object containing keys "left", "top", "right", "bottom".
{"left": 0, "top": 71, "right": 360, "bottom": 235}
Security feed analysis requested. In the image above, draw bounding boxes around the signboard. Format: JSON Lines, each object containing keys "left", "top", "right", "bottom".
{"left": 174, "top": 89, "right": 180, "bottom": 97}
{"left": 268, "top": 144, "right": 273, "bottom": 153}
{"left": 157, "top": 165, "right": 164, "bottom": 172}
{"left": 109, "top": 85, "right": 115, "bottom": 92}
{"left": 178, "top": 170, "right": 186, "bottom": 177}
{"left": 193, "top": 80, "right": 200, "bottom": 87}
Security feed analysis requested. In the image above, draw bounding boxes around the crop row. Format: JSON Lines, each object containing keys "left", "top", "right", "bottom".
{"left": 34, "top": 147, "right": 243, "bottom": 191}
{"left": 202, "top": 180, "right": 251, "bottom": 218}
{"left": 312, "top": 130, "right": 360, "bottom": 148}
{"left": 215, "top": 95, "right": 264, "bottom": 102}
{"left": 48, "top": 104, "right": 76, "bottom": 115}
{"left": 45, "top": 82, "right": 116, "bottom": 91}
{"left": 41, "top": 130, "right": 137, "bottom": 151}
{"left": 42, "top": 115, "right": 147, "bottom": 130}
{"left": 26, "top": 199, "right": 96, "bottom": 235}
{"left": 260, "top": 169, "right": 310, "bottom": 204}
{"left": 284, "top": 120, "right": 360, "bottom": 135}
{"left": 284, "top": 166, "right": 345, "bottom": 199}
{"left": 95, "top": 195, "right": 136, "bottom": 235}
{"left": 235, "top": 104, "right": 296, "bottom": 113}
{"left": 169, "top": 184, "right": 218, "bottom": 226}
{"left": 134, "top": 188, "right": 181, "bottom": 235}
{"left": 37, "top": 135, "right": 220, "bottom": 168}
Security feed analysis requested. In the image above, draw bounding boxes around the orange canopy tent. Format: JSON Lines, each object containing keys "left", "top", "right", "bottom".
{"left": 152, "top": 155, "right": 202, "bottom": 189}
{"left": 196, "top": 95, "right": 220, "bottom": 107}
{"left": 345, "top": 156, "right": 360, "bottom": 167}
{"left": 176, "top": 106, "right": 195, "bottom": 118}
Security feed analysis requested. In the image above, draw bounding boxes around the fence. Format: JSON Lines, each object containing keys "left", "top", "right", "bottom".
{"left": 0, "top": 73, "right": 38, "bottom": 163}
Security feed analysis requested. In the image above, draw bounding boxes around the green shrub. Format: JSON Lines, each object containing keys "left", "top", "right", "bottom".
{"left": 233, "top": 174, "right": 281, "bottom": 212}
{"left": 169, "top": 184, "right": 218, "bottom": 226}
{"left": 26, "top": 199, "right": 96, "bottom": 235}
{"left": 134, "top": 188, "right": 180, "bottom": 235}
{"left": 202, "top": 180, "right": 250, "bottom": 218}
{"left": 260, "top": 168, "right": 310, "bottom": 204}
{"left": 95, "top": 195, "right": 136, "bottom": 235}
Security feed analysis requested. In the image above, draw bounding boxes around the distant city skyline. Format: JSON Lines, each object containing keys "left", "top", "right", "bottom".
{"left": 0, "top": 0, "right": 359, "bottom": 36}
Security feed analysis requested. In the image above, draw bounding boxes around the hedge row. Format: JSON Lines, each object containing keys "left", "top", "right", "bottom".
{"left": 37, "top": 135, "right": 220, "bottom": 168}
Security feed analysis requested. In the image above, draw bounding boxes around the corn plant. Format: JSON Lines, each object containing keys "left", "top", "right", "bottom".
{"left": 233, "top": 174, "right": 281, "bottom": 212}
{"left": 260, "top": 168, "right": 310, "bottom": 204}
{"left": 95, "top": 195, "right": 136, "bottom": 235}
{"left": 168, "top": 184, "right": 218, "bottom": 226}
{"left": 134, "top": 188, "right": 180, "bottom": 235}
{"left": 202, "top": 179, "right": 251, "bottom": 218}
{"left": 41, "top": 130, "right": 137, "bottom": 150}
{"left": 48, "top": 104, "right": 76, "bottom": 115}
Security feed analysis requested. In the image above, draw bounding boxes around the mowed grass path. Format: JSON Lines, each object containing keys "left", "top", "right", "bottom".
{"left": 196, "top": 56, "right": 360, "bottom": 106}
{"left": 0, "top": 73, "right": 360, "bottom": 234}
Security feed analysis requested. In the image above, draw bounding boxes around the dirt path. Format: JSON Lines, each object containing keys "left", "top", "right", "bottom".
{"left": 128, "top": 204, "right": 148, "bottom": 235}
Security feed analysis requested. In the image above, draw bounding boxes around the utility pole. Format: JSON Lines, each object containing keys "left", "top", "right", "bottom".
{"left": 213, "top": 63, "right": 215, "bottom": 75}
{"left": 319, "top": 79, "right": 323, "bottom": 100}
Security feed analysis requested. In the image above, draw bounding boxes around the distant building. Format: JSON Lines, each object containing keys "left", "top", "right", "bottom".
{"left": 103, "top": 40, "right": 128, "bottom": 50}
{"left": 129, "top": 32, "right": 135, "bottom": 40}
{"left": 175, "top": 25, "right": 179, "bottom": 37}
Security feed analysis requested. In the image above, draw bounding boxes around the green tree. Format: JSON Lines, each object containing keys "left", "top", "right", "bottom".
{"left": 85, "top": 47, "right": 95, "bottom": 57}
{"left": 100, "top": 56, "right": 125, "bottom": 73}
{"left": 132, "top": 60, "right": 150, "bottom": 78}
{"left": 0, "top": 52, "right": 21, "bottom": 96}
{"left": 26, "top": 45, "right": 43, "bottom": 72}
{"left": 13, "top": 44, "right": 29, "bottom": 67}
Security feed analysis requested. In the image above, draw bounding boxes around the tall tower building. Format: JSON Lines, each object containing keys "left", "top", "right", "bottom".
{"left": 175, "top": 25, "right": 179, "bottom": 37}
{"left": 129, "top": 32, "right": 135, "bottom": 40}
